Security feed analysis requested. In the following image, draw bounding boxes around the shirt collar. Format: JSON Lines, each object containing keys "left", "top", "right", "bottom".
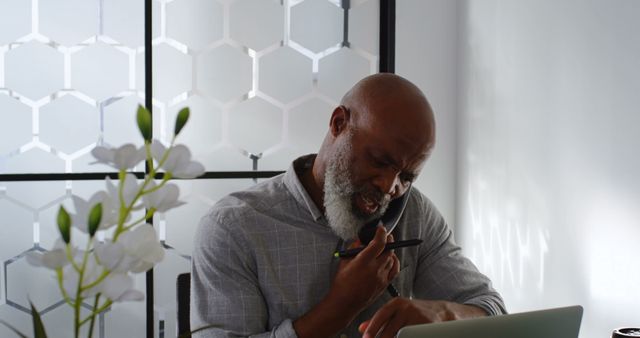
{"left": 284, "top": 154, "right": 326, "bottom": 222}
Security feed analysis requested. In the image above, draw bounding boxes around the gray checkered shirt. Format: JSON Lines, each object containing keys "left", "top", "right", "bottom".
{"left": 191, "top": 155, "right": 506, "bottom": 338}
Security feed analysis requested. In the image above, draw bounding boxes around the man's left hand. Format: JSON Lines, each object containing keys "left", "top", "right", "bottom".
{"left": 358, "top": 298, "right": 487, "bottom": 338}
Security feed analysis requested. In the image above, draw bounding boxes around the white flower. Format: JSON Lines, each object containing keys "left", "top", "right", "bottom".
{"left": 71, "top": 191, "right": 119, "bottom": 234}
{"left": 106, "top": 173, "right": 142, "bottom": 211}
{"left": 142, "top": 181, "right": 185, "bottom": 212}
{"left": 91, "top": 144, "right": 145, "bottom": 170}
{"left": 151, "top": 140, "right": 205, "bottom": 179}
{"left": 26, "top": 239, "right": 73, "bottom": 270}
{"left": 95, "top": 225, "right": 164, "bottom": 274}
{"left": 98, "top": 273, "right": 144, "bottom": 302}
{"left": 62, "top": 253, "right": 102, "bottom": 298}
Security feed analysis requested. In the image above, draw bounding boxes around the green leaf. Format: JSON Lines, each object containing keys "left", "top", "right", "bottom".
{"left": 88, "top": 203, "right": 103, "bottom": 237}
{"left": 57, "top": 206, "right": 71, "bottom": 244}
{"left": 0, "top": 319, "right": 28, "bottom": 338}
{"left": 174, "top": 107, "right": 190, "bottom": 136}
{"left": 136, "top": 105, "right": 152, "bottom": 141}
{"left": 30, "top": 301, "right": 48, "bottom": 338}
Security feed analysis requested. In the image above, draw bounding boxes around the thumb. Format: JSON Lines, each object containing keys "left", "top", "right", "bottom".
{"left": 358, "top": 320, "right": 370, "bottom": 333}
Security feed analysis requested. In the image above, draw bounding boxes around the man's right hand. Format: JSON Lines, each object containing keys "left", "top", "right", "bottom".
{"left": 293, "top": 225, "right": 399, "bottom": 338}
{"left": 330, "top": 225, "right": 400, "bottom": 312}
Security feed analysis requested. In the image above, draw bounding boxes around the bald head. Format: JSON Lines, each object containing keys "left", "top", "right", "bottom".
{"left": 300, "top": 74, "right": 437, "bottom": 236}
{"left": 339, "top": 73, "right": 436, "bottom": 155}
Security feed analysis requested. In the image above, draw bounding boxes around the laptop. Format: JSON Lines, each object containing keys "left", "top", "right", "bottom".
{"left": 397, "top": 305, "right": 583, "bottom": 338}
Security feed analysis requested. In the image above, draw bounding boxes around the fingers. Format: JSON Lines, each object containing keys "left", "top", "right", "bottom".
{"left": 363, "top": 299, "right": 403, "bottom": 338}
{"left": 358, "top": 320, "right": 369, "bottom": 334}
{"left": 377, "top": 314, "right": 407, "bottom": 338}
{"left": 358, "top": 226, "right": 387, "bottom": 260}
{"left": 388, "top": 253, "right": 400, "bottom": 281}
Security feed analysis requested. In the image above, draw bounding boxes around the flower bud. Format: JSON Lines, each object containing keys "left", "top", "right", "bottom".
{"left": 174, "top": 107, "right": 190, "bottom": 136}
{"left": 88, "top": 203, "right": 103, "bottom": 237}
{"left": 136, "top": 105, "right": 152, "bottom": 142}
{"left": 57, "top": 206, "right": 71, "bottom": 244}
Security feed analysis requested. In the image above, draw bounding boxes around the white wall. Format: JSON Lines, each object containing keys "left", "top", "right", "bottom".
{"left": 397, "top": 0, "right": 460, "bottom": 227}
{"left": 456, "top": 1, "right": 640, "bottom": 337}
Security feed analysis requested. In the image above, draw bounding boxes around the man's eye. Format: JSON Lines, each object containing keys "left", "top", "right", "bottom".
{"left": 372, "top": 158, "right": 389, "bottom": 168}
{"left": 400, "top": 174, "right": 415, "bottom": 184}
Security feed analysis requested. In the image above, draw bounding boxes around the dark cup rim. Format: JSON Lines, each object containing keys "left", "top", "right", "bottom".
{"left": 613, "top": 327, "right": 640, "bottom": 338}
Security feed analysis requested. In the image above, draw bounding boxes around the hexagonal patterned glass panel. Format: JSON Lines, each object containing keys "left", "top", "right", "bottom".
{"left": 0, "top": 0, "right": 381, "bottom": 336}
{"left": 167, "top": 0, "right": 224, "bottom": 51}
{"left": 197, "top": 44, "right": 253, "bottom": 103}
{"left": 229, "top": 97, "right": 283, "bottom": 156}
{"left": 0, "top": 0, "right": 31, "bottom": 45}
{"left": 318, "top": 47, "right": 373, "bottom": 102}
{"left": 5, "top": 42, "right": 64, "bottom": 100}
{"left": 291, "top": 0, "right": 344, "bottom": 53}
{"left": 0, "top": 181, "right": 146, "bottom": 337}
{"left": 164, "top": 95, "right": 223, "bottom": 162}
{"left": 230, "top": 0, "right": 284, "bottom": 51}
{"left": 103, "top": 0, "right": 146, "bottom": 48}
{"left": 350, "top": 0, "right": 379, "bottom": 54}
{"left": 137, "top": 44, "right": 193, "bottom": 102}
{"left": 71, "top": 42, "right": 129, "bottom": 101}
{"left": 39, "top": 95, "right": 100, "bottom": 155}
{"left": 259, "top": 46, "right": 313, "bottom": 104}
{"left": 40, "top": 0, "right": 99, "bottom": 46}
{"left": 0, "top": 95, "right": 32, "bottom": 156}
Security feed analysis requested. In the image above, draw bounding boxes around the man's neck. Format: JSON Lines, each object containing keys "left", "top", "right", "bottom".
{"left": 299, "top": 157, "right": 325, "bottom": 213}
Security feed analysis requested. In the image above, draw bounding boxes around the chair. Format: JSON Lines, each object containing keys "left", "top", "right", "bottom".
{"left": 176, "top": 272, "right": 191, "bottom": 337}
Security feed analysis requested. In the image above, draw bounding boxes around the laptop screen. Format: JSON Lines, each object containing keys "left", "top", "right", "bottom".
{"left": 397, "top": 305, "right": 583, "bottom": 338}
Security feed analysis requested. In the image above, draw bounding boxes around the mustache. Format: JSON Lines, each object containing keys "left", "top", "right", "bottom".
{"left": 356, "top": 186, "right": 391, "bottom": 206}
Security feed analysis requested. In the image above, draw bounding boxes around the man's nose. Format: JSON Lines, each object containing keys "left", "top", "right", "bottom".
{"left": 373, "top": 170, "right": 401, "bottom": 198}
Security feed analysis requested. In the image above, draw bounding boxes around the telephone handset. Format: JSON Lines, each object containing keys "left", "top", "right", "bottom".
{"left": 356, "top": 186, "right": 412, "bottom": 298}
{"left": 357, "top": 185, "right": 412, "bottom": 245}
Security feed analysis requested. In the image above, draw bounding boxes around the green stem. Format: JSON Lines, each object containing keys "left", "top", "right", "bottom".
{"left": 122, "top": 208, "right": 156, "bottom": 230}
{"left": 79, "top": 299, "right": 112, "bottom": 326}
{"left": 74, "top": 240, "right": 93, "bottom": 338}
{"left": 113, "top": 138, "right": 176, "bottom": 241}
{"left": 80, "top": 269, "right": 110, "bottom": 292}
{"left": 56, "top": 269, "right": 75, "bottom": 308}
{"left": 65, "top": 245, "right": 81, "bottom": 273}
{"left": 86, "top": 294, "right": 100, "bottom": 338}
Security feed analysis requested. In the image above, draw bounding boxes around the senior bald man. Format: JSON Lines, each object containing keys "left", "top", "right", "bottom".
{"left": 191, "top": 74, "right": 506, "bottom": 338}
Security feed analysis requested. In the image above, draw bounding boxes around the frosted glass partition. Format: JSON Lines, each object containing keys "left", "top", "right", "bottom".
{"left": 151, "top": 0, "right": 379, "bottom": 172}
{"left": 0, "top": 0, "right": 146, "bottom": 337}
{"left": 0, "top": 181, "right": 146, "bottom": 338}
{"left": 0, "top": 0, "right": 145, "bottom": 175}
{"left": 458, "top": 1, "right": 640, "bottom": 337}
{"left": 1, "top": 0, "right": 380, "bottom": 337}
{"left": 151, "top": 0, "right": 379, "bottom": 336}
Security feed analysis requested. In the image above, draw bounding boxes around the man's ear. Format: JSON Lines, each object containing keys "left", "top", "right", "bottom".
{"left": 329, "top": 105, "right": 350, "bottom": 137}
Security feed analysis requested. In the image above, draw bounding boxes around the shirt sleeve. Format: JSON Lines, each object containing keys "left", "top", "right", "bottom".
{"left": 411, "top": 196, "right": 508, "bottom": 316}
{"left": 190, "top": 211, "right": 299, "bottom": 338}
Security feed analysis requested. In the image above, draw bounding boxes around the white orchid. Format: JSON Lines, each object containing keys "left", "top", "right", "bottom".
{"left": 62, "top": 254, "right": 103, "bottom": 298}
{"left": 71, "top": 191, "right": 119, "bottom": 234}
{"left": 95, "top": 225, "right": 164, "bottom": 274}
{"left": 15, "top": 105, "right": 201, "bottom": 338}
{"left": 143, "top": 181, "right": 185, "bottom": 212}
{"left": 91, "top": 143, "right": 145, "bottom": 170}
{"left": 106, "top": 173, "right": 142, "bottom": 210}
{"left": 151, "top": 140, "right": 205, "bottom": 178}
{"left": 97, "top": 273, "right": 144, "bottom": 302}
{"left": 26, "top": 239, "right": 74, "bottom": 270}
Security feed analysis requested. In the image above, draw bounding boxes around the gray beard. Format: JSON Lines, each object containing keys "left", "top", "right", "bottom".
{"left": 323, "top": 135, "right": 388, "bottom": 240}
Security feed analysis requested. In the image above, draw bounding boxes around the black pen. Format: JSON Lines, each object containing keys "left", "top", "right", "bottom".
{"left": 334, "top": 239, "right": 423, "bottom": 258}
